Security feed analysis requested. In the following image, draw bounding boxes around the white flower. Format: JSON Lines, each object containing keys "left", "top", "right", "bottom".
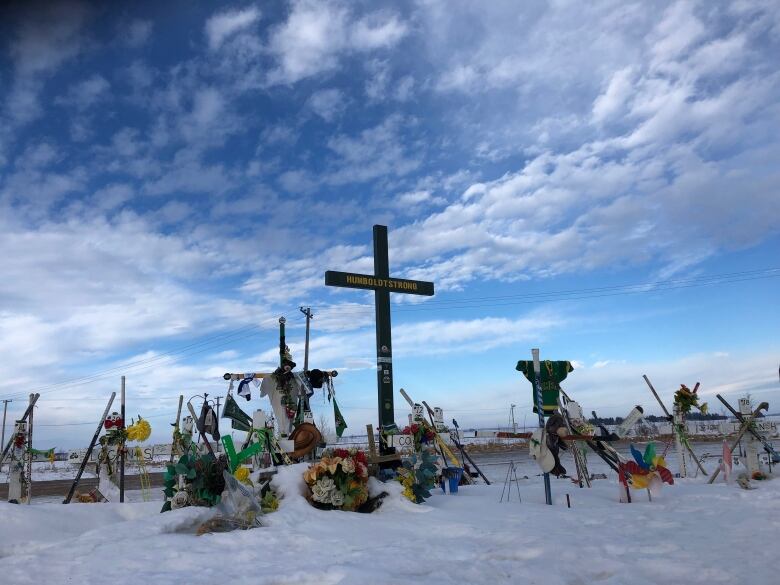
{"left": 340, "top": 458, "right": 356, "bottom": 474}
{"left": 330, "top": 490, "right": 344, "bottom": 508}
{"left": 319, "top": 477, "right": 336, "bottom": 492}
{"left": 312, "top": 477, "right": 336, "bottom": 503}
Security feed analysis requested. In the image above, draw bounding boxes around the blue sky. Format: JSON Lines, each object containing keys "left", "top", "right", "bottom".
{"left": 0, "top": 0, "right": 778, "bottom": 448}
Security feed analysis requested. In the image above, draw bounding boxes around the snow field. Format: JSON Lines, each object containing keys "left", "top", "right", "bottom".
{"left": 1, "top": 462, "right": 779, "bottom": 585}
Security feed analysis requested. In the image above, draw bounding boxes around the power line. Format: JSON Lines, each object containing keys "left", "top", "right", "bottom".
{"left": 3, "top": 266, "right": 776, "bottom": 402}
{"left": 34, "top": 412, "right": 172, "bottom": 427}
{"left": 0, "top": 314, "right": 288, "bottom": 401}
{"left": 311, "top": 267, "right": 780, "bottom": 316}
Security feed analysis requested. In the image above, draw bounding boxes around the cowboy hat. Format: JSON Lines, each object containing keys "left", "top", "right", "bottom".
{"left": 288, "top": 422, "right": 322, "bottom": 459}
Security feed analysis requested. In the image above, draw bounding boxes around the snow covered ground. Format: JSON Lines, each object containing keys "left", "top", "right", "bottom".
{"left": 2, "top": 453, "right": 779, "bottom": 585}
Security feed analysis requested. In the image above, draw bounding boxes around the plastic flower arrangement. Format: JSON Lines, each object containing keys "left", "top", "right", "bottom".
{"left": 397, "top": 449, "right": 438, "bottom": 503}
{"left": 303, "top": 448, "right": 369, "bottom": 511}
{"left": 401, "top": 422, "right": 437, "bottom": 452}
{"left": 395, "top": 419, "right": 440, "bottom": 504}
{"left": 674, "top": 384, "right": 707, "bottom": 415}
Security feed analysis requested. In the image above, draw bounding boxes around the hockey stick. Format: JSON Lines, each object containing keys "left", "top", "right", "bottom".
{"left": 716, "top": 395, "right": 779, "bottom": 462}
{"left": 642, "top": 375, "right": 708, "bottom": 476}
{"left": 169, "top": 395, "right": 184, "bottom": 465}
{"left": 449, "top": 418, "right": 491, "bottom": 485}
{"left": 557, "top": 396, "right": 591, "bottom": 488}
{"left": 187, "top": 401, "right": 216, "bottom": 457}
{"left": 420, "top": 400, "right": 470, "bottom": 482}
{"left": 398, "top": 388, "right": 460, "bottom": 467}
{"left": 420, "top": 400, "right": 486, "bottom": 485}
{"left": 63, "top": 392, "right": 115, "bottom": 504}
{"left": 0, "top": 393, "right": 40, "bottom": 469}
{"left": 708, "top": 402, "right": 768, "bottom": 484}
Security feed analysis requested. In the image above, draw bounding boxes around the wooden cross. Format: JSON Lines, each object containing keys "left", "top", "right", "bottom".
{"left": 325, "top": 225, "right": 434, "bottom": 436}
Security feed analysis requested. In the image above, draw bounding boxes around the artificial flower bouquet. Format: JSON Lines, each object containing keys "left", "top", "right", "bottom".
{"left": 303, "top": 448, "right": 369, "bottom": 511}
{"left": 401, "top": 422, "right": 437, "bottom": 452}
{"left": 673, "top": 384, "right": 707, "bottom": 415}
{"left": 397, "top": 448, "right": 438, "bottom": 503}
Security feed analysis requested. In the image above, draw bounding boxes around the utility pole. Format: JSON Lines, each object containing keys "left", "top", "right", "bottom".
{"left": 1, "top": 399, "right": 11, "bottom": 454}
{"left": 120, "top": 375, "right": 126, "bottom": 503}
{"left": 510, "top": 404, "right": 517, "bottom": 434}
{"left": 27, "top": 393, "right": 34, "bottom": 504}
{"left": 299, "top": 306, "right": 314, "bottom": 372}
{"left": 215, "top": 396, "right": 222, "bottom": 419}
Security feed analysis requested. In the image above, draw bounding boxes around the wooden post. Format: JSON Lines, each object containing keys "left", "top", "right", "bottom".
{"left": 673, "top": 403, "right": 687, "bottom": 478}
{"left": 120, "top": 375, "right": 125, "bottom": 503}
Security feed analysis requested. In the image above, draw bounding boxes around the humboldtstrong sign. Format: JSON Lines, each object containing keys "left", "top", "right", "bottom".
{"left": 325, "top": 271, "right": 434, "bottom": 295}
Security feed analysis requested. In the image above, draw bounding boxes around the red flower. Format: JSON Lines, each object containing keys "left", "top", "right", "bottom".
{"left": 410, "top": 424, "right": 419, "bottom": 434}
{"left": 333, "top": 448, "right": 349, "bottom": 459}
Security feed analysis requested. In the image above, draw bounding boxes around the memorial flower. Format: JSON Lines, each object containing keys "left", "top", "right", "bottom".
{"left": 303, "top": 448, "right": 370, "bottom": 511}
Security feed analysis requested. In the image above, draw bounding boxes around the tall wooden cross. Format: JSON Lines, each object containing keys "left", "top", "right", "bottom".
{"left": 325, "top": 225, "right": 434, "bottom": 435}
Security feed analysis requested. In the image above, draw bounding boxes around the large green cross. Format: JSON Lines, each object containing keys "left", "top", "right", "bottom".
{"left": 326, "top": 225, "right": 434, "bottom": 435}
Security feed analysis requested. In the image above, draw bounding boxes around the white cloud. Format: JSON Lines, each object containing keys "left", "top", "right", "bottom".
{"left": 350, "top": 11, "right": 407, "bottom": 50}
{"left": 3, "top": 1, "right": 90, "bottom": 125}
{"left": 91, "top": 183, "right": 135, "bottom": 212}
{"left": 8, "top": 1, "right": 89, "bottom": 77}
{"left": 325, "top": 114, "right": 421, "bottom": 184}
{"left": 205, "top": 6, "right": 261, "bottom": 50}
{"left": 394, "top": 75, "right": 415, "bottom": 101}
{"left": 648, "top": 0, "right": 706, "bottom": 66}
{"left": 267, "top": 1, "right": 407, "bottom": 85}
{"left": 398, "top": 190, "right": 432, "bottom": 205}
{"left": 56, "top": 74, "right": 110, "bottom": 111}
{"left": 394, "top": 190, "right": 446, "bottom": 212}
{"left": 254, "top": 310, "right": 566, "bottom": 367}
{"left": 122, "top": 19, "right": 153, "bottom": 48}
{"left": 592, "top": 67, "right": 635, "bottom": 123}
{"left": 564, "top": 350, "right": 780, "bottom": 419}
{"left": 307, "top": 88, "right": 345, "bottom": 122}
{"left": 278, "top": 169, "right": 317, "bottom": 193}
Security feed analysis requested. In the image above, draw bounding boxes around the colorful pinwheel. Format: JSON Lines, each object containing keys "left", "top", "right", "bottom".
{"left": 625, "top": 442, "right": 674, "bottom": 494}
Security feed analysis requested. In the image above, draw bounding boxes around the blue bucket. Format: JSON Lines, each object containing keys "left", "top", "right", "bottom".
{"left": 441, "top": 466, "right": 464, "bottom": 494}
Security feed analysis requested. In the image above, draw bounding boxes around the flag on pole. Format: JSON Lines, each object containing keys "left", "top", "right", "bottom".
{"left": 333, "top": 398, "right": 347, "bottom": 438}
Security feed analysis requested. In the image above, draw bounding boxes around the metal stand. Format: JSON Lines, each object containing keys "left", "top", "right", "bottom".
{"left": 500, "top": 460, "right": 522, "bottom": 503}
